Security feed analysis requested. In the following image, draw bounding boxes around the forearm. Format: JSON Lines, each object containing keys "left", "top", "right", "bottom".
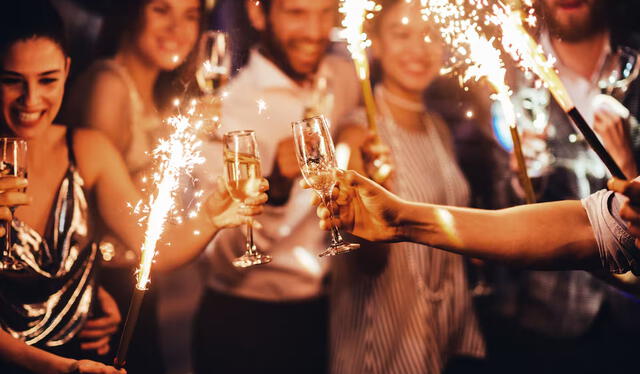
{"left": 153, "top": 213, "right": 219, "bottom": 271}
{"left": 0, "top": 329, "right": 73, "bottom": 374}
{"left": 395, "top": 200, "right": 600, "bottom": 270}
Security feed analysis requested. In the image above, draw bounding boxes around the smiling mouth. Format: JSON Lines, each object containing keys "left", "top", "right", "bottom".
{"left": 13, "top": 109, "right": 45, "bottom": 125}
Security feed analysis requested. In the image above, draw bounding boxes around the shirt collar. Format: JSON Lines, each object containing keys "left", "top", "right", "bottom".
{"left": 245, "top": 48, "right": 332, "bottom": 91}
{"left": 540, "top": 29, "right": 612, "bottom": 83}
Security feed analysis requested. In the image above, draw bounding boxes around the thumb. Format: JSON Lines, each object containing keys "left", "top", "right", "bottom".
{"left": 342, "top": 169, "right": 381, "bottom": 196}
{"left": 608, "top": 178, "right": 640, "bottom": 205}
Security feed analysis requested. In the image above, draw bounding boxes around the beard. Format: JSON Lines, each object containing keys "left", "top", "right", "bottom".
{"left": 258, "top": 21, "right": 328, "bottom": 82}
{"left": 541, "top": 0, "right": 607, "bottom": 42}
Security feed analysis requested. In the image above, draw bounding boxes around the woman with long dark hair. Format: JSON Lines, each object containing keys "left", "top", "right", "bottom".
{"left": 63, "top": 2, "right": 205, "bottom": 371}
{"left": 0, "top": 1, "right": 266, "bottom": 372}
{"left": 331, "top": 1, "right": 485, "bottom": 372}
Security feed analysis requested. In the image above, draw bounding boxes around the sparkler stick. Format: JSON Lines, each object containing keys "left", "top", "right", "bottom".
{"left": 462, "top": 28, "right": 536, "bottom": 203}
{"left": 339, "top": 0, "right": 378, "bottom": 133}
{"left": 339, "top": 0, "right": 392, "bottom": 184}
{"left": 494, "top": 5, "right": 627, "bottom": 180}
{"left": 114, "top": 115, "right": 204, "bottom": 368}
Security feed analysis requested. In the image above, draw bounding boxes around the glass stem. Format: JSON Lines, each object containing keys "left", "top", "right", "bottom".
{"left": 246, "top": 218, "right": 255, "bottom": 255}
{"left": 3, "top": 215, "right": 11, "bottom": 262}
{"left": 321, "top": 192, "right": 344, "bottom": 247}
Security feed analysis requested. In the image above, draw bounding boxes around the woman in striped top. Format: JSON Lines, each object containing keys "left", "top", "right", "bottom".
{"left": 331, "top": 1, "right": 485, "bottom": 373}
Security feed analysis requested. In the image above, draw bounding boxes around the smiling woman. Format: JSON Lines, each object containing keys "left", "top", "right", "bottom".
{"left": 0, "top": 1, "right": 268, "bottom": 373}
{"left": 62, "top": 1, "right": 205, "bottom": 372}
{"left": 1, "top": 40, "right": 69, "bottom": 139}
{"left": 330, "top": 0, "right": 486, "bottom": 372}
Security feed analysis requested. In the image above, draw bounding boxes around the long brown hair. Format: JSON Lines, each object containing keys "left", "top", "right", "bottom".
{"left": 97, "top": 0, "right": 207, "bottom": 109}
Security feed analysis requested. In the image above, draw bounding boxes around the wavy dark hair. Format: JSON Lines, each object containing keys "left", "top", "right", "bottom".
{"left": 0, "top": 0, "right": 69, "bottom": 58}
{"left": 97, "top": 0, "right": 206, "bottom": 109}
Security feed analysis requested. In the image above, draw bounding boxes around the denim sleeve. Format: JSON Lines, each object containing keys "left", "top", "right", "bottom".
{"left": 582, "top": 190, "right": 640, "bottom": 275}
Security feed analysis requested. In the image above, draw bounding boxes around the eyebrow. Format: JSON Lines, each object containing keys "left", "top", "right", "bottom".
{"left": 0, "top": 69, "right": 62, "bottom": 76}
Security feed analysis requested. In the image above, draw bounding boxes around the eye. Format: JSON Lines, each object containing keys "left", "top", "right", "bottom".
{"left": 151, "top": 4, "right": 169, "bottom": 15}
{"left": 185, "top": 10, "right": 200, "bottom": 22}
{"left": 39, "top": 78, "right": 58, "bottom": 85}
{"left": 0, "top": 77, "right": 21, "bottom": 85}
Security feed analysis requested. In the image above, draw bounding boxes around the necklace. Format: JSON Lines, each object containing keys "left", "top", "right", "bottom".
{"left": 377, "top": 85, "right": 426, "bottom": 112}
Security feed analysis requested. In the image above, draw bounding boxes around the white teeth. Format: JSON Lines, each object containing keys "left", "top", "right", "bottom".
{"left": 18, "top": 112, "right": 41, "bottom": 122}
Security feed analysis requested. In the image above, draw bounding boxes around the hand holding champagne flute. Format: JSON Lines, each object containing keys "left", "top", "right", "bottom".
{"left": 223, "top": 130, "right": 272, "bottom": 268}
{"left": 292, "top": 115, "right": 359, "bottom": 257}
{"left": 0, "top": 138, "right": 27, "bottom": 270}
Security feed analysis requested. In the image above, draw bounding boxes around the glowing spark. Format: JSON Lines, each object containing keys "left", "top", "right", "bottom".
{"left": 338, "top": 0, "right": 378, "bottom": 81}
{"left": 488, "top": 4, "right": 574, "bottom": 111}
{"left": 257, "top": 99, "right": 267, "bottom": 114}
{"left": 133, "top": 115, "right": 204, "bottom": 290}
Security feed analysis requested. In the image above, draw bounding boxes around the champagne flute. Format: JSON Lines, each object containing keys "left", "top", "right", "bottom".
{"left": 195, "top": 31, "right": 231, "bottom": 137}
{"left": 598, "top": 46, "right": 640, "bottom": 101}
{"left": 223, "top": 130, "right": 272, "bottom": 268}
{"left": 0, "top": 138, "right": 27, "bottom": 270}
{"left": 196, "top": 30, "right": 230, "bottom": 96}
{"left": 291, "top": 115, "right": 360, "bottom": 257}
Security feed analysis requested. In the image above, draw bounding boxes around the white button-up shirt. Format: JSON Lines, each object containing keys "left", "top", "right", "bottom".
{"left": 197, "top": 49, "right": 360, "bottom": 301}
{"left": 540, "top": 31, "right": 611, "bottom": 126}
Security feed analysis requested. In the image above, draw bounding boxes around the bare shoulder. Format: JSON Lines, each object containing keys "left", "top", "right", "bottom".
{"left": 71, "top": 129, "right": 122, "bottom": 187}
{"left": 86, "top": 67, "right": 130, "bottom": 101}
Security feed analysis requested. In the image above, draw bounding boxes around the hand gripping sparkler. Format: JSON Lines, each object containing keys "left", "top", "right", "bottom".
{"left": 339, "top": 0, "right": 393, "bottom": 184}
{"left": 494, "top": 5, "right": 627, "bottom": 180}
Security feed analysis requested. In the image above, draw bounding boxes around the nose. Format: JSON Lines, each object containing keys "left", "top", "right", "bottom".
{"left": 19, "top": 81, "right": 41, "bottom": 107}
{"left": 166, "top": 11, "right": 179, "bottom": 33}
{"left": 302, "top": 14, "right": 325, "bottom": 42}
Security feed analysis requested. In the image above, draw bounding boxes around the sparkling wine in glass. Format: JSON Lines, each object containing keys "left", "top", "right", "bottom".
{"left": 292, "top": 115, "right": 359, "bottom": 257}
{"left": 195, "top": 31, "right": 231, "bottom": 138}
{"left": 223, "top": 130, "right": 271, "bottom": 268}
{"left": 0, "top": 138, "right": 27, "bottom": 270}
{"left": 196, "top": 30, "right": 230, "bottom": 96}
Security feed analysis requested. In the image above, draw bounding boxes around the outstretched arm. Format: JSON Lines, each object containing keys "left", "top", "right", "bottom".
{"left": 311, "top": 170, "right": 600, "bottom": 271}
{"left": 75, "top": 130, "right": 267, "bottom": 271}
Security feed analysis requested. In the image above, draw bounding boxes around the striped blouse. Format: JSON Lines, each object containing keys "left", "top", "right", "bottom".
{"left": 330, "top": 92, "right": 485, "bottom": 373}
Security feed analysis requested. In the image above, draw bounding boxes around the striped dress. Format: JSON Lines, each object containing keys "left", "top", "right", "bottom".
{"left": 330, "top": 96, "right": 485, "bottom": 373}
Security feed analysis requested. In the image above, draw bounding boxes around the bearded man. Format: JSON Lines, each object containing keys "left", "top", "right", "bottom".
{"left": 487, "top": 1, "right": 640, "bottom": 373}
{"left": 190, "top": 1, "right": 359, "bottom": 373}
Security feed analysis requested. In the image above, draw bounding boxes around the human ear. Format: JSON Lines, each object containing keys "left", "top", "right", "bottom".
{"left": 246, "top": 0, "right": 267, "bottom": 32}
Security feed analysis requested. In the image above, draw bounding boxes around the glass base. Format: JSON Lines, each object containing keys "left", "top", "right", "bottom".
{"left": 0, "top": 258, "right": 24, "bottom": 271}
{"left": 318, "top": 242, "right": 360, "bottom": 257}
{"left": 232, "top": 252, "right": 272, "bottom": 268}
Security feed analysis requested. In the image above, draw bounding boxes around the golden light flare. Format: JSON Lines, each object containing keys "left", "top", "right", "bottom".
{"left": 132, "top": 115, "right": 205, "bottom": 290}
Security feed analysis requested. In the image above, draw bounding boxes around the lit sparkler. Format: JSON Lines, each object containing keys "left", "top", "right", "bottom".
{"left": 460, "top": 27, "right": 536, "bottom": 203}
{"left": 115, "top": 115, "right": 204, "bottom": 368}
{"left": 489, "top": 2, "right": 626, "bottom": 179}
{"left": 339, "top": 0, "right": 392, "bottom": 184}
{"left": 421, "top": 0, "right": 535, "bottom": 202}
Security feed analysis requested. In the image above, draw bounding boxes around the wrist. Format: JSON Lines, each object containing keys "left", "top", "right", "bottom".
{"left": 392, "top": 198, "right": 416, "bottom": 242}
{"left": 395, "top": 200, "right": 441, "bottom": 246}
{"left": 59, "top": 358, "right": 77, "bottom": 374}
